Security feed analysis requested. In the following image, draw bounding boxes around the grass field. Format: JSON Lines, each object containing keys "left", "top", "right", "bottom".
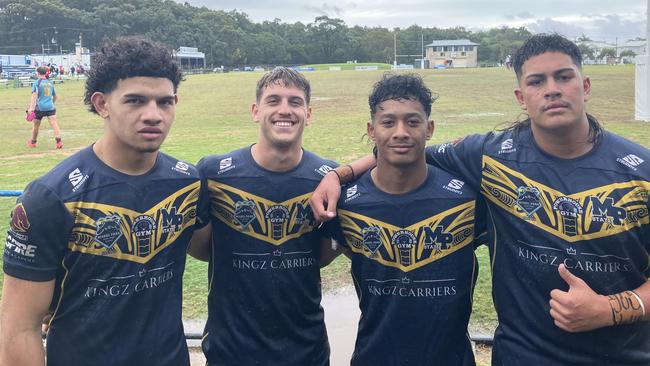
{"left": 0, "top": 65, "right": 648, "bottom": 341}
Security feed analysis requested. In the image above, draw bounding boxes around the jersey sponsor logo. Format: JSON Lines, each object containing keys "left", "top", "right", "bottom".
{"left": 207, "top": 181, "right": 319, "bottom": 245}
{"left": 443, "top": 179, "right": 465, "bottom": 194}
{"left": 516, "top": 239, "right": 633, "bottom": 274}
{"left": 516, "top": 186, "right": 542, "bottom": 219}
{"left": 338, "top": 201, "right": 475, "bottom": 272}
{"left": 589, "top": 196, "right": 627, "bottom": 226}
{"left": 616, "top": 154, "right": 644, "bottom": 171}
{"left": 499, "top": 138, "right": 516, "bottom": 154}
{"left": 172, "top": 161, "right": 191, "bottom": 175}
{"left": 552, "top": 197, "right": 583, "bottom": 236}
{"left": 315, "top": 164, "right": 333, "bottom": 176}
{"left": 68, "top": 168, "right": 89, "bottom": 192}
{"left": 365, "top": 276, "right": 457, "bottom": 299}
{"left": 66, "top": 181, "right": 201, "bottom": 263}
{"left": 5, "top": 235, "right": 37, "bottom": 259}
{"left": 362, "top": 226, "right": 382, "bottom": 254}
{"left": 10, "top": 203, "right": 30, "bottom": 233}
{"left": 94, "top": 214, "right": 123, "bottom": 249}
{"left": 218, "top": 157, "right": 236, "bottom": 175}
{"left": 345, "top": 185, "right": 360, "bottom": 202}
{"left": 481, "top": 156, "right": 650, "bottom": 242}
{"left": 234, "top": 200, "right": 257, "bottom": 229}
{"left": 231, "top": 249, "right": 317, "bottom": 271}
{"left": 436, "top": 143, "right": 449, "bottom": 153}
{"left": 83, "top": 261, "right": 177, "bottom": 299}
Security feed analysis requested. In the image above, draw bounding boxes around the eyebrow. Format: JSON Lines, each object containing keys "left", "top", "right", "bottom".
{"left": 525, "top": 67, "right": 576, "bottom": 80}
{"left": 122, "top": 93, "right": 175, "bottom": 100}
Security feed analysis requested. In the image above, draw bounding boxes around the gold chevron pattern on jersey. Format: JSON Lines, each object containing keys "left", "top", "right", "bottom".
{"left": 208, "top": 180, "right": 318, "bottom": 245}
{"left": 64, "top": 181, "right": 200, "bottom": 263}
{"left": 481, "top": 156, "right": 650, "bottom": 242}
{"left": 338, "top": 202, "right": 475, "bottom": 272}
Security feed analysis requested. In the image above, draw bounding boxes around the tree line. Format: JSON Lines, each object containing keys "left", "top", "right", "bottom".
{"left": 0, "top": 0, "right": 533, "bottom": 66}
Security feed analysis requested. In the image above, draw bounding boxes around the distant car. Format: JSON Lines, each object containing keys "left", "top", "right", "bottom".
{"left": 253, "top": 66, "right": 264, "bottom": 72}
{"left": 243, "top": 66, "right": 252, "bottom": 72}
{"left": 232, "top": 68, "right": 240, "bottom": 72}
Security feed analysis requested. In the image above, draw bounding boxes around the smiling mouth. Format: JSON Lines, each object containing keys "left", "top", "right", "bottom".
{"left": 273, "top": 121, "right": 295, "bottom": 127}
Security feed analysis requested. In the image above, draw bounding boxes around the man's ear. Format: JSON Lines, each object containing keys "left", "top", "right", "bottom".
{"left": 426, "top": 119, "right": 434, "bottom": 140}
{"left": 251, "top": 103, "right": 259, "bottom": 123}
{"left": 514, "top": 88, "right": 526, "bottom": 110}
{"left": 91, "top": 92, "right": 109, "bottom": 118}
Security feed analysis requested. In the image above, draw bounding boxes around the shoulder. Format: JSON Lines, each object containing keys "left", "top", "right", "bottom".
{"left": 300, "top": 149, "right": 338, "bottom": 178}
{"left": 600, "top": 131, "right": 650, "bottom": 175}
{"left": 197, "top": 146, "right": 248, "bottom": 177}
{"left": 35, "top": 147, "right": 93, "bottom": 194}
{"left": 157, "top": 152, "right": 201, "bottom": 179}
{"left": 429, "top": 165, "right": 478, "bottom": 198}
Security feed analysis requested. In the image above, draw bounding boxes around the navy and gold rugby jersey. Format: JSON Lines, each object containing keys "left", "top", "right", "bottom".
{"left": 197, "top": 146, "right": 336, "bottom": 366}
{"left": 426, "top": 126, "right": 650, "bottom": 365}
{"left": 4, "top": 145, "right": 207, "bottom": 366}
{"left": 330, "top": 166, "right": 482, "bottom": 366}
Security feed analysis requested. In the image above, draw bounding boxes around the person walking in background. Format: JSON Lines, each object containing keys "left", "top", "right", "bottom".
{"left": 27, "top": 66, "right": 63, "bottom": 149}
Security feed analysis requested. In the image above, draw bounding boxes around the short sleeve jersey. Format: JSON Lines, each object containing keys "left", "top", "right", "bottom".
{"left": 31, "top": 78, "right": 55, "bottom": 111}
{"left": 330, "top": 166, "right": 481, "bottom": 366}
{"left": 4, "top": 146, "right": 208, "bottom": 366}
{"left": 197, "top": 146, "right": 337, "bottom": 366}
{"left": 426, "top": 126, "right": 650, "bottom": 365}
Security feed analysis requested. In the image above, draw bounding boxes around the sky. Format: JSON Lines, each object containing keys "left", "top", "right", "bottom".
{"left": 183, "top": 1, "right": 647, "bottom": 43}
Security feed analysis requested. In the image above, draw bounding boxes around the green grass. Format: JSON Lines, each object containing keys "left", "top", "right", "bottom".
{"left": 1, "top": 65, "right": 647, "bottom": 333}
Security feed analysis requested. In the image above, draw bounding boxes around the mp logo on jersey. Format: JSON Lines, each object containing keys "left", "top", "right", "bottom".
{"left": 94, "top": 214, "right": 123, "bottom": 249}
{"left": 616, "top": 154, "right": 645, "bottom": 171}
{"left": 589, "top": 196, "right": 627, "bottom": 225}
{"left": 516, "top": 186, "right": 542, "bottom": 219}
{"left": 234, "top": 199, "right": 257, "bottom": 229}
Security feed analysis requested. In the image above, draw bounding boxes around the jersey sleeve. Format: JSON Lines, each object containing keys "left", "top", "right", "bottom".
{"left": 472, "top": 198, "right": 488, "bottom": 249}
{"left": 321, "top": 218, "right": 346, "bottom": 249}
{"left": 31, "top": 81, "right": 38, "bottom": 93}
{"left": 3, "top": 181, "right": 73, "bottom": 281}
{"left": 425, "top": 134, "right": 486, "bottom": 190}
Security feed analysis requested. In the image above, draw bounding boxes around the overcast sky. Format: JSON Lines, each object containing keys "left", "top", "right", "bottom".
{"left": 183, "top": 1, "right": 647, "bottom": 42}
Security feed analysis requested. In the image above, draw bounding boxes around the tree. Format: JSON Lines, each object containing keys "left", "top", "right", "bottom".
{"left": 599, "top": 47, "right": 616, "bottom": 59}
{"left": 577, "top": 43, "right": 595, "bottom": 60}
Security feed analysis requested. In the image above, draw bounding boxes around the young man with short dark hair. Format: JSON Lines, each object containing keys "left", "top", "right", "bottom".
{"left": 1, "top": 37, "right": 206, "bottom": 366}
{"left": 328, "top": 73, "right": 483, "bottom": 365}
{"left": 189, "top": 67, "right": 336, "bottom": 365}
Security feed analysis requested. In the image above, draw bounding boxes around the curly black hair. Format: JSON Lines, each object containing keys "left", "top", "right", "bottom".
{"left": 84, "top": 36, "right": 182, "bottom": 114}
{"left": 513, "top": 33, "right": 582, "bottom": 81}
{"left": 368, "top": 73, "right": 435, "bottom": 119}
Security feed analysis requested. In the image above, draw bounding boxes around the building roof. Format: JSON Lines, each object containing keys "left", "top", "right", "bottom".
{"left": 425, "top": 39, "right": 479, "bottom": 47}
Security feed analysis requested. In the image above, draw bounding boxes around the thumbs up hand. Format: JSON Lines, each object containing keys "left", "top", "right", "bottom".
{"left": 549, "top": 264, "right": 613, "bottom": 332}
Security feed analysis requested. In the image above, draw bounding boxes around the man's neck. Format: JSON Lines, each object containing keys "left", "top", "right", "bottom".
{"left": 93, "top": 137, "right": 158, "bottom": 175}
{"left": 251, "top": 141, "right": 303, "bottom": 172}
{"left": 531, "top": 116, "right": 594, "bottom": 159}
{"left": 371, "top": 158, "right": 428, "bottom": 195}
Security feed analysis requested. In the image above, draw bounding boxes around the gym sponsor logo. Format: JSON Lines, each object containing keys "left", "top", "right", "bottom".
{"left": 345, "top": 185, "right": 360, "bottom": 202}
{"left": 132, "top": 215, "right": 157, "bottom": 258}
{"left": 498, "top": 138, "right": 516, "bottom": 154}
{"left": 68, "top": 168, "right": 89, "bottom": 192}
{"left": 552, "top": 196, "right": 583, "bottom": 236}
{"left": 231, "top": 249, "right": 316, "bottom": 271}
{"left": 616, "top": 154, "right": 644, "bottom": 171}
{"left": 315, "top": 164, "right": 333, "bottom": 176}
{"left": 218, "top": 157, "right": 235, "bottom": 175}
{"left": 366, "top": 276, "right": 457, "bottom": 299}
{"left": 443, "top": 179, "right": 464, "bottom": 194}
{"left": 84, "top": 261, "right": 176, "bottom": 299}
{"left": 172, "top": 161, "right": 191, "bottom": 175}
{"left": 517, "top": 240, "right": 632, "bottom": 273}
{"left": 265, "top": 205, "right": 291, "bottom": 240}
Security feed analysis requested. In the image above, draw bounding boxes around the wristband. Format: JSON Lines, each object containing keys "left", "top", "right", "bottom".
{"left": 345, "top": 164, "right": 356, "bottom": 181}
{"left": 608, "top": 290, "right": 644, "bottom": 325}
{"left": 329, "top": 169, "right": 343, "bottom": 183}
{"left": 630, "top": 290, "right": 647, "bottom": 320}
